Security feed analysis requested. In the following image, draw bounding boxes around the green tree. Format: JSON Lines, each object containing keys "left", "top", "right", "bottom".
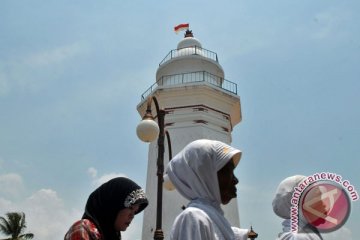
{"left": 0, "top": 212, "right": 34, "bottom": 240}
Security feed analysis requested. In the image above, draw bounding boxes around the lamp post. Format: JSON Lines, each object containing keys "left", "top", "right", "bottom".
{"left": 136, "top": 96, "right": 172, "bottom": 240}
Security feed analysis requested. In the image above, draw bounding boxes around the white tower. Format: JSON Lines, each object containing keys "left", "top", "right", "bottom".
{"left": 137, "top": 30, "right": 242, "bottom": 240}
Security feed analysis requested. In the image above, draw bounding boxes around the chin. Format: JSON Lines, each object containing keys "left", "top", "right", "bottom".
{"left": 221, "top": 199, "right": 231, "bottom": 205}
{"left": 116, "top": 225, "right": 128, "bottom": 232}
{"left": 120, "top": 226, "right": 128, "bottom": 231}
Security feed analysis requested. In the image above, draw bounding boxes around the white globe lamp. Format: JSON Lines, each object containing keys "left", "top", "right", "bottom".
{"left": 136, "top": 118, "right": 159, "bottom": 142}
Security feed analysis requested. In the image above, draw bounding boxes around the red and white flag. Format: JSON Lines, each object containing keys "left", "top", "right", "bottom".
{"left": 174, "top": 23, "right": 189, "bottom": 34}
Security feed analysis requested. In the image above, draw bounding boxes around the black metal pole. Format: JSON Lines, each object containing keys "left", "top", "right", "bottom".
{"left": 146, "top": 96, "right": 172, "bottom": 240}
{"left": 151, "top": 97, "right": 165, "bottom": 240}
{"left": 154, "top": 108, "right": 165, "bottom": 240}
{"left": 165, "top": 130, "right": 172, "bottom": 161}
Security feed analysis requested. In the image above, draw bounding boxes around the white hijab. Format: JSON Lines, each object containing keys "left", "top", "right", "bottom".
{"left": 273, "top": 175, "right": 307, "bottom": 219}
{"left": 166, "top": 139, "right": 242, "bottom": 239}
{"left": 272, "top": 175, "right": 323, "bottom": 240}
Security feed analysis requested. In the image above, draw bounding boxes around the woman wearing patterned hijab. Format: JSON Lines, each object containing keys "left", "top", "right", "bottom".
{"left": 64, "top": 177, "right": 148, "bottom": 240}
{"left": 166, "top": 139, "right": 248, "bottom": 240}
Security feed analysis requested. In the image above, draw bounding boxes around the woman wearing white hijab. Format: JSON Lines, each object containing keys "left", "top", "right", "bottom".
{"left": 166, "top": 139, "right": 248, "bottom": 240}
{"left": 272, "top": 175, "right": 323, "bottom": 240}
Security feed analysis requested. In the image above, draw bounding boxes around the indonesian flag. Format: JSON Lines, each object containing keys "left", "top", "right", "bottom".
{"left": 174, "top": 23, "right": 189, "bottom": 34}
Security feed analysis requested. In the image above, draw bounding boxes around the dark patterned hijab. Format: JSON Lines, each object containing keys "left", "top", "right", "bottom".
{"left": 82, "top": 177, "right": 148, "bottom": 240}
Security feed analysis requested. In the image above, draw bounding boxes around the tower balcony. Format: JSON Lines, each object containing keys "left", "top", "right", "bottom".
{"left": 159, "top": 46, "right": 219, "bottom": 66}
{"left": 141, "top": 71, "right": 237, "bottom": 100}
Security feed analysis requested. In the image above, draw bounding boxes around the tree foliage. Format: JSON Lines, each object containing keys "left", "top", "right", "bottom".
{"left": 0, "top": 212, "right": 34, "bottom": 240}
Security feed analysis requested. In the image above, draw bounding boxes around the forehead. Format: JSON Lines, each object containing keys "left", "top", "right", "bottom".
{"left": 219, "top": 159, "right": 235, "bottom": 172}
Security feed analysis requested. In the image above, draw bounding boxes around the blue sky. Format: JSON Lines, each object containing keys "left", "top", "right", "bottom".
{"left": 0, "top": 1, "right": 359, "bottom": 239}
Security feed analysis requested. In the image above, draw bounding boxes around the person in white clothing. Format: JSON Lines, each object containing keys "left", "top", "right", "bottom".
{"left": 166, "top": 139, "right": 249, "bottom": 240}
{"left": 272, "top": 175, "right": 323, "bottom": 240}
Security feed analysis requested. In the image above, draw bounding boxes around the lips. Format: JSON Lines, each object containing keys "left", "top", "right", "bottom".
{"left": 232, "top": 187, "right": 237, "bottom": 196}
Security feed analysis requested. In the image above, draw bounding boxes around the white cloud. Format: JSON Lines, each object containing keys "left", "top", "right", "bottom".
{"left": 87, "top": 167, "right": 128, "bottom": 187}
{"left": 0, "top": 174, "right": 81, "bottom": 240}
{"left": 23, "top": 42, "right": 89, "bottom": 67}
{"left": 24, "top": 189, "right": 81, "bottom": 240}
{"left": 0, "top": 41, "right": 89, "bottom": 96}
{"left": 87, "top": 167, "right": 98, "bottom": 178}
{"left": 0, "top": 173, "right": 24, "bottom": 198}
{"left": 0, "top": 198, "right": 13, "bottom": 212}
{"left": 0, "top": 190, "right": 81, "bottom": 240}
{"left": 0, "top": 170, "right": 134, "bottom": 240}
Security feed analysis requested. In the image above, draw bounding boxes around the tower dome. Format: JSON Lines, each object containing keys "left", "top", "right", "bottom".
{"left": 156, "top": 30, "right": 224, "bottom": 87}
{"left": 177, "top": 30, "right": 202, "bottom": 49}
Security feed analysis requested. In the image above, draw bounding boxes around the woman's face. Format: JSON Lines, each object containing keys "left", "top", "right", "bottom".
{"left": 114, "top": 204, "right": 140, "bottom": 231}
{"left": 217, "top": 159, "right": 239, "bottom": 204}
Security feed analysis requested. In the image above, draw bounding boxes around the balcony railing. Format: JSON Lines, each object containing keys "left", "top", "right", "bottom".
{"left": 141, "top": 71, "right": 237, "bottom": 100}
{"left": 159, "top": 46, "right": 219, "bottom": 66}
